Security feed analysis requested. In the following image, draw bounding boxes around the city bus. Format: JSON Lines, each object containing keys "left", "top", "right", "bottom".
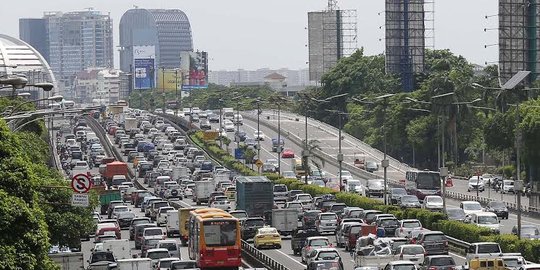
{"left": 188, "top": 208, "right": 241, "bottom": 269}
{"left": 405, "top": 170, "right": 441, "bottom": 202}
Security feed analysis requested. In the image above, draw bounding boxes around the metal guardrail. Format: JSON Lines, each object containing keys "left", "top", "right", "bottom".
{"left": 88, "top": 115, "right": 283, "bottom": 270}
{"left": 241, "top": 240, "right": 289, "bottom": 270}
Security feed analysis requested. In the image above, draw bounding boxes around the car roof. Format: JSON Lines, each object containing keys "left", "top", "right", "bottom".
{"left": 307, "top": 236, "right": 329, "bottom": 241}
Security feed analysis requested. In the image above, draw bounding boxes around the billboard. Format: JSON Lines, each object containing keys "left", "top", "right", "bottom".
{"left": 157, "top": 69, "right": 183, "bottom": 91}
{"left": 133, "top": 45, "right": 156, "bottom": 90}
{"left": 180, "top": 51, "right": 208, "bottom": 90}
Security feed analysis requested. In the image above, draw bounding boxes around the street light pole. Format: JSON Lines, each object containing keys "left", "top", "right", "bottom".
{"left": 256, "top": 99, "right": 261, "bottom": 175}
{"left": 277, "top": 102, "right": 282, "bottom": 176}
{"left": 161, "top": 67, "right": 166, "bottom": 113}
{"left": 337, "top": 112, "right": 344, "bottom": 191}
{"left": 219, "top": 99, "right": 223, "bottom": 148}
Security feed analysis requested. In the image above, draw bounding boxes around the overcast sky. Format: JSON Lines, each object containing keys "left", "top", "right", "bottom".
{"left": 0, "top": 0, "right": 498, "bottom": 71}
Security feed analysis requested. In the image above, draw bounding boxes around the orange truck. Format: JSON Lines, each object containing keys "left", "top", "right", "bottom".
{"left": 102, "top": 161, "right": 129, "bottom": 186}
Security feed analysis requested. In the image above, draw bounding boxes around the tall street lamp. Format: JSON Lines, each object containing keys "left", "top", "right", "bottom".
{"left": 325, "top": 109, "right": 348, "bottom": 191}
{"left": 3, "top": 95, "right": 63, "bottom": 117}
{"left": 300, "top": 93, "right": 348, "bottom": 184}
{"left": 269, "top": 95, "right": 289, "bottom": 176}
{"left": 231, "top": 94, "right": 243, "bottom": 149}
{"left": 352, "top": 94, "right": 395, "bottom": 205}
{"left": 255, "top": 98, "right": 262, "bottom": 175}
{"left": 406, "top": 93, "right": 482, "bottom": 210}
{"left": 472, "top": 79, "right": 540, "bottom": 240}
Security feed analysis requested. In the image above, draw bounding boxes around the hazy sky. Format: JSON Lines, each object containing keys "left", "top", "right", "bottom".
{"left": 0, "top": 0, "right": 498, "bottom": 71}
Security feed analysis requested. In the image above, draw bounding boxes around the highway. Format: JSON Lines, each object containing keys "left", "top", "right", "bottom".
{"left": 199, "top": 111, "right": 540, "bottom": 236}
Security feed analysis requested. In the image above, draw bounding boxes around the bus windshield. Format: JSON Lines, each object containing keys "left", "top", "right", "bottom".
{"left": 417, "top": 173, "right": 440, "bottom": 189}
{"left": 203, "top": 220, "right": 237, "bottom": 247}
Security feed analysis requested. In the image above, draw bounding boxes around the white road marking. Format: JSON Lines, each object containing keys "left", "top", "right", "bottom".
{"left": 275, "top": 249, "right": 306, "bottom": 267}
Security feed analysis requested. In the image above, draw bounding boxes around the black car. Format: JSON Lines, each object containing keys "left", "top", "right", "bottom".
{"left": 241, "top": 217, "right": 265, "bottom": 240}
{"left": 307, "top": 260, "right": 344, "bottom": 270}
{"left": 444, "top": 208, "right": 466, "bottom": 222}
{"left": 291, "top": 228, "right": 320, "bottom": 255}
{"left": 376, "top": 217, "right": 399, "bottom": 236}
{"left": 303, "top": 210, "right": 322, "bottom": 229}
{"left": 485, "top": 201, "right": 509, "bottom": 219}
{"left": 199, "top": 120, "right": 211, "bottom": 130}
{"left": 208, "top": 113, "right": 220, "bottom": 123}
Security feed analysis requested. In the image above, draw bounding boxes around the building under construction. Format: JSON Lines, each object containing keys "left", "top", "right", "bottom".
{"left": 499, "top": 0, "right": 540, "bottom": 85}
{"left": 308, "top": 2, "right": 357, "bottom": 82}
{"left": 385, "top": 0, "right": 430, "bottom": 92}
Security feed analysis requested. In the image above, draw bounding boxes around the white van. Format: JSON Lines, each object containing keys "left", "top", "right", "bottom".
{"left": 466, "top": 212, "right": 500, "bottom": 234}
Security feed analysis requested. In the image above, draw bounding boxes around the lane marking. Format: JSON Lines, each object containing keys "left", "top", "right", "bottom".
{"left": 274, "top": 249, "right": 306, "bottom": 267}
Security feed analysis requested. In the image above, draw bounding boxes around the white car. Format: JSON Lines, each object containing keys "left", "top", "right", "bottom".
{"left": 253, "top": 130, "right": 265, "bottom": 141}
{"left": 395, "top": 219, "right": 423, "bottom": 238}
{"left": 468, "top": 176, "right": 484, "bottom": 192}
{"left": 460, "top": 201, "right": 483, "bottom": 216}
{"left": 338, "top": 170, "right": 354, "bottom": 181}
{"left": 157, "top": 206, "right": 175, "bottom": 226}
{"left": 422, "top": 195, "right": 443, "bottom": 211}
{"left": 183, "top": 184, "right": 194, "bottom": 198}
{"left": 210, "top": 200, "right": 232, "bottom": 211}
{"left": 224, "top": 120, "right": 235, "bottom": 132}
{"left": 502, "top": 180, "right": 515, "bottom": 194}
{"left": 394, "top": 244, "right": 425, "bottom": 266}
{"left": 466, "top": 212, "right": 501, "bottom": 234}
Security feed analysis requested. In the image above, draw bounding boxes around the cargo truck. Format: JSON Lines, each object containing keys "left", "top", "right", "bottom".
{"left": 49, "top": 252, "right": 84, "bottom": 270}
{"left": 124, "top": 118, "right": 137, "bottom": 133}
{"left": 269, "top": 209, "right": 298, "bottom": 236}
{"left": 166, "top": 210, "right": 180, "bottom": 237}
{"left": 99, "top": 190, "right": 122, "bottom": 215}
{"left": 193, "top": 180, "right": 213, "bottom": 205}
{"left": 179, "top": 208, "right": 196, "bottom": 246}
{"left": 102, "top": 161, "right": 129, "bottom": 186}
{"left": 236, "top": 176, "right": 274, "bottom": 217}
{"left": 116, "top": 258, "right": 152, "bottom": 270}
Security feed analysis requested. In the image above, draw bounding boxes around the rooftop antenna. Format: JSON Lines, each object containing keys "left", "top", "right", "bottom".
{"left": 328, "top": 0, "right": 339, "bottom": 11}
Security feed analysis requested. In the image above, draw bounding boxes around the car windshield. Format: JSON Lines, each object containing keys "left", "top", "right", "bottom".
{"left": 310, "top": 239, "right": 330, "bottom": 247}
{"left": 147, "top": 251, "right": 169, "bottom": 260}
{"left": 381, "top": 219, "right": 399, "bottom": 226}
{"left": 145, "top": 229, "right": 162, "bottom": 236}
{"left": 403, "top": 221, "right": 421, "bottom": 228}
{"left": 446, "top": 209, "right": 466, "bottom": 219}
{"left": 350, "top": 226, "right": 362, "bottom": 234}
{"left": 317, "top": 251, "right": 339, "bottom": 260}
{"left": 394, "top": 265, "right": 417, "bottom": 270}
{"left": 203, "top": 220, "right": 237, "bottom": 247}
{"left": 427, "top": 197, "right": 443, "bottom": 203}
{"left": 159, "top": 242, "right": 177, "bottom": 251}
{"left": 331, "top": 205, "right": 346, "bottom": 211}
{"left": 402, "top": 246, "right": 424, "bottom": 255}
{"left": 424, "top": 234, "right": 446, "bottom": 241}
{"left": 368, "top": 180, "right": 383, "bottom": 187}
{"left": 320, "top": 214, "right": 337, "bottom": 220}
{"left": 274, "top": 186, "right": 287, "bottom": 192}
{"left": 288, "top": 203, "right": 302, "bottom": 209}
{"left": 463, "top": 203, "right": 481, "bottom": 210}
{"left": 245, "top": 219, "right": 264, "bottom": 227}
{"left": 392, "top": 188, "right": 407, "bottom": 195}
{"left": 477, "top": 244, "right": 501, "bottom": 253}
{"left": 431, "top": 257, "right": 455, "bottom": 266}
{"left": 490, "top": 201, "right": 506, "bottom": 208}
{"left": 402, "top": 196, "right": 418, "bottom": 202}
{"left": 349, "top": 210, "right": 363, "bottom": 217}
{"left": 171, "top": 261, "right": 198, "bottom": 269}
{"left": 503, "top": 258, "right": 520, "bottom": 268}
{"left": 232, "top": 212, "right": 247, "bottom": 219}
{"left": 298, "top": 195, "right": 311, "bottom": 200}
{"left": 417, "top": 172, "right": 441, "bottom": 189}
{"left": 478, "top": 215, "right": 499, "bottom": 224}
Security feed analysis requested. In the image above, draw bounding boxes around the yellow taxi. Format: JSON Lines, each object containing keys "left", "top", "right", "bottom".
{"left": 254, "top": 227, "right": 281, "bottom": 249}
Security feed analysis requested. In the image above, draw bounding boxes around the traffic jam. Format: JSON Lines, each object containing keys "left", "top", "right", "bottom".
{"left": 58, "top": 104, "right": 537, "bottom": 270}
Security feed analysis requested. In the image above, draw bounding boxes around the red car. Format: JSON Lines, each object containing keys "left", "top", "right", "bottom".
{"left": 281, "top": 149, "right": 295, "bottom": 158}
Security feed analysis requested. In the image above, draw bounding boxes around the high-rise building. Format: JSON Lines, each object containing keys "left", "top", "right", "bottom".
{"left": 385, "top": 0, "right": 426, "bottom": 92}
{"left": 499, "top": 1, "right": 540, "bottom": 85}
{"left": 43, "top": 10, "right": 114, "bottom": 95}
{"left": 307, "top": 8, "right": 357, "bottom": 82}
{"left": 19, "top": 18, "right": 49, "bottom": 62}
{"left": 119, "top": 8, "right": 194, "bottom": 76}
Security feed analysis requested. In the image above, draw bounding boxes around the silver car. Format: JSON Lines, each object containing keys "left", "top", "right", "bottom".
{"left": 316, "top": 213, "right": 338, "bottom": 235}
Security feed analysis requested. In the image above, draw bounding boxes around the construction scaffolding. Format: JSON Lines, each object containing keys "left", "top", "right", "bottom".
{"left": 385, "top": 0, "right": 427, "bottom": 92}
{"left": 499, "top": 0, "right": 540, "bottom": 85}
{"left": 308, "top": 8, "right": 357, "bottom": 82}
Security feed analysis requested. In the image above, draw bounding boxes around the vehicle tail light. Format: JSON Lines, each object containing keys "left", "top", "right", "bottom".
{"left": 399, "top": 253, "right": 403, "bottom": 260}
{"left": 329, "top": 243, "right": 333, "bottom": 247}
{"left": 428, "top": 267, "right": 437, "bottom": 270}
{"left": 400, "top": 228, "right": 404, "bottom": 232}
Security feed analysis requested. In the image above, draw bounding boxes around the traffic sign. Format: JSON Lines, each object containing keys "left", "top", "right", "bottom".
{"left": 71, "top": 194, "right": 89, "bottom": 207}
{"left": 234, "top": 148, "right": 245, "bottom": 159}
{"left": 71, "top": 174, "right": 92, "bottom": 193}
{"left": 255, "top": 159, "right": 263, "bottom": 168}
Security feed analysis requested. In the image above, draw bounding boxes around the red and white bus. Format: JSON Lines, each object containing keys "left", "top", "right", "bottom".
{"left": 405, "top": 170, "right": 441, "bottom": 201}
{"left": 188, "top": 208, "right": 241, "bottom": 270}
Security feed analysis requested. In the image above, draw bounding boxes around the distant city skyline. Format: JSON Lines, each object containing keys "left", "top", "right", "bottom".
{"left": 2, "top": 1, "right": 498, "bottom": 70}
